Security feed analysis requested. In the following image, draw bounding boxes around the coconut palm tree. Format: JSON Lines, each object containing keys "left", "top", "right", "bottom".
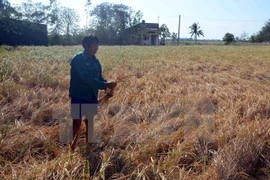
{"left": 189, "top": 22, "right": 204, "bottom": 44}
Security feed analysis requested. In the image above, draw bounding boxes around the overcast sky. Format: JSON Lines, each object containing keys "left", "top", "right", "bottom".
{"left": 9, "top": 0, "right": 270, "bottom": 40}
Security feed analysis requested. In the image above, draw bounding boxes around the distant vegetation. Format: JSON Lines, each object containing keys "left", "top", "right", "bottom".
{"left": 0, "top": 0, "right": 150, "bottom": 46}
{"left": 223, "top": 33, "right": 235, "bottom": 45}
{"left": 189, "top": 22, "right": 204, "bottom": 44}
{"left": 251, "top": 20, "right": 270, "bottom": 43}
{"left": 1, "top": 0, "right": 270, "bottom": 46}
{"left": 159, "top": 24, "right": 171, "bottom": 45}
{"left": 223, "top": 20, "right": 270, "bottom": 45}
{"left": 0, "top": 0, "right": 145, "bottom": 45}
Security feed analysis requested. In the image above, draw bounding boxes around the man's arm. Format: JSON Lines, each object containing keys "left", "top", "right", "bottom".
{"left": 99, "top": 72, "right": 107, "bottom": 83}
{"left": 97, "top": 59, "right": 107, "bottom": 83}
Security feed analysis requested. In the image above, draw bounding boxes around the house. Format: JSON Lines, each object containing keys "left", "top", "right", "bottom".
{"left": 0, "top": 18, "right": 48, "bottom": 46}
{"left": 123, "top": 22, "right": 159, "bottom": 45}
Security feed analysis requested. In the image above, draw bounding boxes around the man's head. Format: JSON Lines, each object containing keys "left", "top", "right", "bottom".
{"left": 82, "top": 34, "right": 99, "bottom": 57}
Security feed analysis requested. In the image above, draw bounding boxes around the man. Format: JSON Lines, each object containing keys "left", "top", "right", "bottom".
{"left": 69, "top": 34, "right": 116, "bottom": 151}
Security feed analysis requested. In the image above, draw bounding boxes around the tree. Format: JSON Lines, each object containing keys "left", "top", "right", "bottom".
{"left": 0, "top": 0, "right": 19, "bottom": 18}
{"left": 131, "top": 10, "right": 143, "bottom": 26}
{"left": 240, "top": 31, "right": 249, "bottom": 41}
{"left": 48, "top": 0, "right": 62, "bottom": 35}
{"left": 189, "top": 22, "right": 204, "bottom": 43}
{"left": 159, "top": 24, "right": 171, "bottom": 45}
{"left": 255, "top": 19, "right": 270, "bottom": 42}
{"left": 249, "top": 35, "right": 257, "bottom": 43}
{"left": 171, "top": 32, "right": 177, "bottom": 45}
{"left": 15, "top": 0, "right": 49, "bottom": 24}
{"left": 91, "top": 2, "right": 117, "bottom": 44}
{"left": 223, "top": 33, "right": 235, "bottom": 45}
{"left": 90, "top": 2, "right": 138, "bottom": 45}
{"left": 60, "top": 7, "right": 80, "bottom": 36}
{"left": 60, "top": 7, "right": 80, "bottom": 45}
{"left": 85, "top": 0, "right": 91, "bottom": 28}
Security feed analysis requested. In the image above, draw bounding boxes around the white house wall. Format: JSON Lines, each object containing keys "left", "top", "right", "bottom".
{"left": 141, "top": 34, "right": 158, "bottom": 45}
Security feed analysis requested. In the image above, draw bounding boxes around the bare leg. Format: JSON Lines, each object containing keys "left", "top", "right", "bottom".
{"left": 70, "top": 119, "right": 82, "bottom": 151}
{"left": 85, "top": 118, "right": 94, "bottom": 152}
{"left": 85, "top": 116, "right": 101, "bottom": 176}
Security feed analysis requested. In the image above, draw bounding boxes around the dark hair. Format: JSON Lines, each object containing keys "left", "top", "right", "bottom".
{"left": 82, "top": 34, "right": 99, "bottom": 49}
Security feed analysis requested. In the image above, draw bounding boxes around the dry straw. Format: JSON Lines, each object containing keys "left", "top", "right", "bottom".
{"left": 0, "top": 45, "right": 270, "bottom": 179}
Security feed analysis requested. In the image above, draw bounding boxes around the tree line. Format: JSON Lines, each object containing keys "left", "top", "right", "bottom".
{"left": 223, "top": 20, "right": 270, "bottom": 45}
{"left": 0, "top": 0, "right": 174, "bottom": 46}
{"left": 187, "top": 20, "right": 270, "bottom": 45}
{"left": 1, "top": 0, "right": 269, "bottom": 46}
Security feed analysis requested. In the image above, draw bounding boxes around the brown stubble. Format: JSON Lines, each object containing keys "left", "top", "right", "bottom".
{"left": 0, "top": 45, "right": 270, "bottom": 179}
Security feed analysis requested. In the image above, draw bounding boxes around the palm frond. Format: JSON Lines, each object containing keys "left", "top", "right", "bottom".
{"left": 198, "top": 30, "right": 204, "bottom": 37}
{"left": 189, "top": 22, "right": 203, "bottom": 42}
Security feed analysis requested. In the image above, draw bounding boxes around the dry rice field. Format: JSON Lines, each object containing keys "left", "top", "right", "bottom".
{"left": 0, "top": 45, "right": 270, "bottom": 179}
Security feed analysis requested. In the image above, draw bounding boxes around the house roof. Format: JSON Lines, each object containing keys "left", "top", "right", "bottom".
{"left": 126, "top": 23, "right": 159, "bottom": 31}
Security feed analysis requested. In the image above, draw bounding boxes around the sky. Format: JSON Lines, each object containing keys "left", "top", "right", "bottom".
{"left": 9, "top": 0, "right": 270, "bottom": 40}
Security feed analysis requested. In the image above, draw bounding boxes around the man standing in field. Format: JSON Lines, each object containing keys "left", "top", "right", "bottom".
{"left": 69, "top": 34, "right": 116, "bottom": 151}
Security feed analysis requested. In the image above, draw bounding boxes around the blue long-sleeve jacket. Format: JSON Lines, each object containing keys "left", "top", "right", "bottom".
{"left": 69, "top": 51, "right": 107, "bottom": 103}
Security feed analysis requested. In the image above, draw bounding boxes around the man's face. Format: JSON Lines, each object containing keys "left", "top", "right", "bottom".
{"left": 85, "top": 42, "right": 99, "bottom": 56}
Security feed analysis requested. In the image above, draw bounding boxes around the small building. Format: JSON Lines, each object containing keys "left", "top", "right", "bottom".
{"left": 0, "top": 18, "right": 48, "bottom": 46}
{"left": 123, "top": 22, "right": 159, "bottom": 45}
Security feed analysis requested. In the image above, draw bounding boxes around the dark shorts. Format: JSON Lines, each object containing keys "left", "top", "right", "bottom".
{"left": 71, "top": 98, "right": 98, "bottom": 119}
{"left": 71, "top": 98, "right": 93, "bottom": 104}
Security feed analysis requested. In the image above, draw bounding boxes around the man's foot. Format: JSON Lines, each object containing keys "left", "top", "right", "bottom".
{"left": 86, "top": 152, "right": 102, "bottom": 176}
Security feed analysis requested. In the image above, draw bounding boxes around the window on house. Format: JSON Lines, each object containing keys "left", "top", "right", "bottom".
{"left": 143, "top": 36, "right": 147, "bottom": 40}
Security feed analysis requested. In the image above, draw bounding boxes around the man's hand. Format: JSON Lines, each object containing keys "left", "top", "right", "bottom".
{"left": 104, "top": 81, "right": 117, "bottom": 98}
{"left": 99, "top": 82, "right": 117, "bottom": 104}
{"left": 105, "top": 82, "right": 117, "bottom": 90}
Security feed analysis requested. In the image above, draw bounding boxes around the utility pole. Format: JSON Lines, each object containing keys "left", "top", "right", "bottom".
{"left": 158, "top": 16, "right": 159, "bottom": 24}
{"left": 178, "top": 15, "right": 181, "bottom": 45}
